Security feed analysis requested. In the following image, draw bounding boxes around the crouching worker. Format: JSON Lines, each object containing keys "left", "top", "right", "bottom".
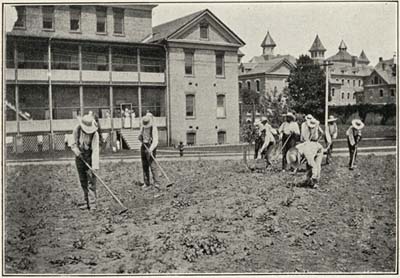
{"left": 346, "top": 119, "right": 364, "bottom": 170}
{"left": 286, "top": 141, "right": 324, "bottom": 188}
{"left": 71, "top": 114, "right": 100, "bottom": 210}
{"left": 138, "top": 114, "right": 160, "bottom": 190}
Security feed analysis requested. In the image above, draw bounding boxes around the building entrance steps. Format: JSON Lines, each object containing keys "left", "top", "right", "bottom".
{"left": 120, "top": 128, "right": 141, "bottom": 150}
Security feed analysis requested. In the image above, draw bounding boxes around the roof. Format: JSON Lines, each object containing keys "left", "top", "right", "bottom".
{"left": 248, "top": 54, "right": 296, "bottom": 65}
{"left": 309, "top": 35, "right": 326, "bottom": 52}
{"left": 240, "top": 56, "right": 295, "bottom": 75}
{"left": 260, "top": 31, "right": 276, "bottom": 47}
{"left": 358, "top": 50, "right": 369, "bottom": 63}
{"left": 327, "top": 49, "right": 353, "bottom": 63}
{"left": 330, "top": 64, "right": 373, "bottom": 77}
{"left": 338, "top": 40, "right": 347, "bottom": 50}
{"left": 374, "top": 58, "right": 396, "bottom": 84}
{"left": 238, "top": 49, "right": 245, "bottom": 57}
{"left": 151, "top": 9, "right": 206, "bottom": 42}
{"left": 150, "top": 9, "right": 245, "bottom": 46}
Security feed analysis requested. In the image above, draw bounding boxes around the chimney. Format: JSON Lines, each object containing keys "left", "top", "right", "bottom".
{"left": 379, "top": 57, "right": 383, "bottom": 62}
{"left": 351, "top": 56, "right": 357, "bottom": 67}
{"left": 382, "top": 63, "right": 386, "bottom": 70}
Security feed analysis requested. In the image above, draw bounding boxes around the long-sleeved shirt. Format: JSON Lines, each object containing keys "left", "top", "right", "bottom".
{"left": 259, "top": 123, "right": 277, "bottom": 152}
{"left": 279, "top": 121, "right": 300, "bottom": 135}
{"left": 328, "top": 123, "right": 338, "bottom": 139}
{"left": 71, "top": 125, "right": 100, "bottom": 169}
{"left": 346, "top": 126, "right": 362, "bottom": 146}
{"left": 139, "top": 125, "right": 159, "bottom": 152}
{"left": 296, "top": 141, "right": 324, "bottom": 179}
{"left": 301, "top": 122, "right": 324, "bottom": 142}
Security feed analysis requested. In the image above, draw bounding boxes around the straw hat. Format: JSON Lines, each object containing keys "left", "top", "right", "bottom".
{"left": 142, "top": 115, "right": 153, "bottom": 128}
{"left": 305, "top": 114, "right": 313, "bottom": 121}
{"left": 261, "top": 116, "right": 268, "bottom": 123}
{"left": 254, "top": 119, "right": 262, "bottom": 127}
{"left": 284, "top": 112, "right": 296, "bottom": 120}
{"left": 307, "top": 118, "right": 319, "bottom": 129}
{"left": 327, "top": 115, "right": 338, "bottom": 123}
{"left": 286, "top": 148, "right": 301, "bottom": 169}
{"left": 352, "top": 119, "right": 364, "bottom": 130}
{"left": 80, "top": 114, "right": 98, "bottom": 134}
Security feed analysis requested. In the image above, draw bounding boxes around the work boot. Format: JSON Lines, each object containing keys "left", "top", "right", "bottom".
{"left": 80, "top": 192, "right": 90, "bottom": 210}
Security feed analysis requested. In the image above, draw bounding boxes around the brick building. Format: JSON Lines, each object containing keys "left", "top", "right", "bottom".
{"left": 358, "top": 57, "right": 396, "bottom": 104}
{"left": 309, "top": 36, "right": 373, "bottom": 106}
{"left": 148, "top": 9, "right": 245, "bottom": 145}
{"left": 5, "top": 5, "right": 244, "bottom": 152}
{"left": 238, "top": 31, "right": 296, "bottom": 98}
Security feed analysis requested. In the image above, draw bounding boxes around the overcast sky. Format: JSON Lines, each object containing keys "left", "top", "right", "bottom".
{"left": 152, "top": 2, "right": 397, "bottom": 65}
{"left": 5, "top": 2, "right": 397, "bottom": 65}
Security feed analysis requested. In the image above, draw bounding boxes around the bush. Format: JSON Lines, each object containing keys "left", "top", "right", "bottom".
{"left": 329, "top": 104, "right": 396, "bottom": 125}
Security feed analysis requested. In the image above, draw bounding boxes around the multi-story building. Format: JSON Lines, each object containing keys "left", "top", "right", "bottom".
{"left": 5, "top": 5, "right": 244, "bottom": 152}
{"left": 148, "top": 9, "right": 245, "bottom": 145}
{"left": 309, "top": 36, "right": 373, "bottom": 106}
{"left": 238, "top": 31, "right": 296, "bottom": 98}
{"left": 358, "top": 57, "right": 396, "bottom": 104}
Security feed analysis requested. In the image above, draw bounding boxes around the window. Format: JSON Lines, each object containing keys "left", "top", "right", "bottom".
{"left": 374, "top": 76, "right": 379, "bottom": 85}
{"left": 216, "top": 52, "right": 225, "bottom": 76}
{"left": 391, "top": 89, "right": 395, "bottom": 97}
{"left": 113, "top": 8, "right": 124, "bottom": 35}
{"left": 353, "top": 80, "right": 355, "bottom": 87}
{"left": 331, "top": 88, "right": 335, "bottom": 97}
{"left": 341, "top": 92, "right": 344, "bottom": 99}
{"left": 70, "top": 6, "right": 81, "bottom": 31}
{"left": 14, "top": 6, "right": 26, "bottom": 28}
{"left": 42, "top": 6, "right": 54, "bottom": 30}
{"left": 353, "top": 93, "right": 356, "bottom": 99}
{"left": 247, "top": 81, "right": 251, "bottom": 90}
{"left": 186, "top": 132, "right": 196, "bottom": 146}
{"left": 347, "top": 92, "right": 350, "bottom": 99}
{"left": 186, "top": 94, "right": 195, "bottom": 117}
{"left": 347, "top": 80, "right": 350, "bottom": 85}
{"left": 359, "top": 80, "right": 362, "bottom": 87}
{"left": 238, "top": 82, "right": 242, "bottom": 90}
{"left": 379, "top": 89, "right": 384, "bottom": 97}
{"left": 256, "top": 80, "right": 260, "bottom": 92}
{"left": 341, "top": 79, "right": 344, "bottom": 85}
{"left": 184, "top": 50, "right": 194, "bottom": 75}
{"left": 217, "top": 131, "right": 226, "bottom": 144}
{"left": 200, "top": 23, "right": 209, "bottom": 40}
{"left": 96, "top": 7, "right": 107, "bottom": 33}
{"left": 216, "top": 94, "right": 226, "bottom": 118}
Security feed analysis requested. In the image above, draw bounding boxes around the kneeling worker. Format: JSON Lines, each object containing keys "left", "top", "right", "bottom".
{"left": 286, "top": 141, "right": 324, "bottom": 188}
{"left": 71, "top": 114, "right": 100, "bottom": 210}
{"left": 138, "top": 114, "right": 160, "bottom": 189}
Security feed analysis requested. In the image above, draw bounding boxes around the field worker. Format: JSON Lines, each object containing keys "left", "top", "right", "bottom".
{"left": 300, "top": 114, "right": 314, "bottom": 142}
{"left": 254, "top": 119, "right": 265, "bottom": 159}
{"left": 346, "top": 119, "right": 364, "bottom": 170}
{"left": 286, "top": 141, "right": 324, "bottom": 188}
{"left": 278, "top": 112, "right": 300, "bottom": 171}
{"left": 71, "top": 114, "right": 100, "bottom": 210}
{"left": 301, "top": 115, "right": 324, "bottom": 142}
{"left": 325, "top": 115, "right": 338, "bottom": 164}
{"left": 258, "top": 116, "right": 278, "bottom": 168}
{"left": 138, "top": 114, "right": 160, "bottom": 189}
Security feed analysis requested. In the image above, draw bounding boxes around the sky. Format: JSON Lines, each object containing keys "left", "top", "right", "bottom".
{"left": 4, "top": 2, "right": 397, "bottom": 65}
{"left": 151, "top": 2, "right": 397, "bottom": 65}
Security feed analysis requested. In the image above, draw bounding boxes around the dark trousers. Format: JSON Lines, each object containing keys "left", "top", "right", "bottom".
{"left": 282, "top": 133, "right": 298, "bottom": 170}
{"left": 254, "top": 138, "right": 263, "bottom": 159}
{"left": 75, "top": 151, "right": 96, "bottom": 203}
{"left": 262, "top": 141, "right": 274, "bottom": 166}
{"left": 326, "top": 142, "right": 334, "bottom": 163}
{"left": 141, "top": 144, "right": 160, "bottom": 186}
{"left": 347, "top": 140, "right": 358, "bottom": 167}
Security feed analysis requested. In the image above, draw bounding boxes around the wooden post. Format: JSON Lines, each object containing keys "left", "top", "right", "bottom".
{"left": 109, "top": 46, "right": 115, "bottom": 149}
{"left": 78, "top": 45, "right": 83, "bottom": 117}
{"left": 48, "top": 39, "right": 54, "bottom": 151}
{"left": 137, "top": 48, "right": 142, "bottom": 119}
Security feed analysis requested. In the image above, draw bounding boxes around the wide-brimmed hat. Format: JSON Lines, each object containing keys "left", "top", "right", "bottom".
{"left": 305, "top": 114, "right": 313, "bottom": 121}
{"left": 80, "top": 114, "right": 98, "bottom": 134}
{"left": 328, "top": 115, "right": 338, "bottom": 123}
{"left": 142, "top": 115, "right": 153, "bottom": 128}
{"left": 261, "top": 116, "right": 268, "bottom": 123}
{"left": 307, "top": 118, "right": 319, "bottom": 128}
{"left": 352, "top": 119, "right": 364, "bottom": 130}
{"left": 286, "top": 148, "right": 301, "bottom": 169}
{"left": 254, "top": 119, "right": 262, "bottom": 127}
{"left": 283, "top": 112, "right": 296, "bottom": 120}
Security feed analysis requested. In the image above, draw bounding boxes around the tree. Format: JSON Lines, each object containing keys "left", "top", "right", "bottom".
{"left": 286, "top": 55, "right": 326, "bottom": 120}
{"left": 240, "top": 88, "right": 260, "bottom": 105}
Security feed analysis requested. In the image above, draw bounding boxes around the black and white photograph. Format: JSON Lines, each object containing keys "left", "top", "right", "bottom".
{"left": 2, "top": 1, "right": 398, "bottom": 274}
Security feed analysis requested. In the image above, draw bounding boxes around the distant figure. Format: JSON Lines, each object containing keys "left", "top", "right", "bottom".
{"left": 37, "top": 135, "right": 43, "bottom": 152}
{"left": 346, "top": 119, "right": 364, "bottom": 170}
{"left": 301, "top": 114, "right": 323, "bottom": 142}
{"left": 253, "top": 119, "right": 265, "bottom": 159}
{"left": 325, "top": 115, "right": 338, "bottom": 164}
{"left": 278, "top": 112, "right": 300, "bottom": 171}
{"left": 178, "top": 141, "right": 185, "bottom": 157}
{"left": 131, "top": 109, "right": 136, "bottom": 126}
{"left": 258, "top": 116, "right": 277, "bottom": 168}
{"left": 124, "top": 108, "right": 131, "bottom": 128}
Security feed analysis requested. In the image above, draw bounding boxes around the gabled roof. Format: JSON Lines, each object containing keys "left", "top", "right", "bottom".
{"left": 373, "top": 58, "right": 396, "bottom": 84}
{"left": 309, "top": 35, "right": 326, "bottom": 52}
{"left": 240, "top": 56, "right": 295, "bottom": 75}
{"left": 327, "top": 49, "right": 353, "bottom": 63}
{"left": 150, "top": 9, "right": 245, "bottom": 46}
{"left": 260, "top": 31, "right": 276, "bottom": 47}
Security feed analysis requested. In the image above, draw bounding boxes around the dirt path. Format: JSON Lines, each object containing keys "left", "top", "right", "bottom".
{"left": 4, "top": 155, "right": 396, "bottom": 273}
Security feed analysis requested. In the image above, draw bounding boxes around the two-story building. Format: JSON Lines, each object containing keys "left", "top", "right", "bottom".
{"left": 5, "top": 5, "right": 245, "bottom": 152}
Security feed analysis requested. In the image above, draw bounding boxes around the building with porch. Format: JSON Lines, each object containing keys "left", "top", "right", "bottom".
{"left": 5, "top": 5, "right": 244, "bottom": 153}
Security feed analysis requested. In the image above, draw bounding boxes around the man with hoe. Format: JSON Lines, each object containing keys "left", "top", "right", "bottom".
{"left": 278, "top": 112, "right": 300, "bottom": 171}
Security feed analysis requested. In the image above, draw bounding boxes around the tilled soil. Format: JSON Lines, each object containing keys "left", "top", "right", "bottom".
{"left": 5, "top": 155, "right": 396, "bottom": 274}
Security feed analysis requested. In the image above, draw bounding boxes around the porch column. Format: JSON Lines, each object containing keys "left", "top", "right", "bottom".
{"left": 48, "top": 39, "right": 54, "bottom": 151}
{"left": 13, "top": 40, "right": 20, "bottom": 135}
{"left": 79, "top": 45, "right": 83, "bottom": 117}
{"left": 165, "top": 47, "right": 171, "bottom": 146}
{"left": 137, "top": 48, "right": 142, "bottom": 120}
{"left": 109, "top": 45, "right": 115, "bottom": 148}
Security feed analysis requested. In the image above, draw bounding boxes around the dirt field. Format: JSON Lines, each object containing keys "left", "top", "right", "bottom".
{"left": 5, "top": 155, "right": 397, "bottom": 274}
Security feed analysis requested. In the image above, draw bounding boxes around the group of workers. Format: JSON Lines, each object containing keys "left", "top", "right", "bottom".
{"left": 70, "top": 110, "right": 365, "bottom": 210}
{"left": 252, "top": 112, "right": 364, "bottom": 188}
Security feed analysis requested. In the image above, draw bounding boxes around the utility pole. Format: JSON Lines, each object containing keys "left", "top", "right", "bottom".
{"left": 322, "top": 60, "right": 333, "bottom": 129}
